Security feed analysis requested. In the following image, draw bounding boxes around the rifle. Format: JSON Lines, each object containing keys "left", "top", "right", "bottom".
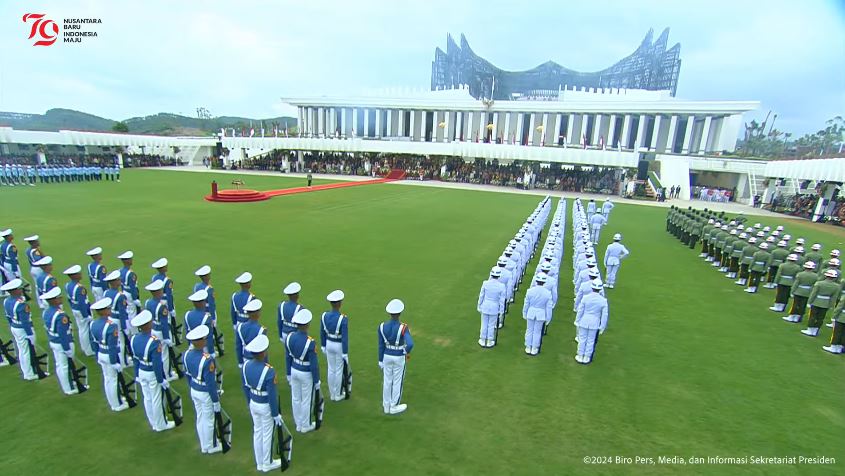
{"left": 67, "top": 357, "right": 89, "bottom": 393}
{"left": 170, "top": 314, "right": 182, "bottom": 346}
{"left": 312, "top": 385, "right": 325, "bottom": 430}
{"left": 272, "top": 396, "right": 293, "bottom": 472}
{"left": 0, "top": 337, "right": 17, "bottom": 365}
{"left": 116, "top": 370, "right": 137, "bottom": 408}
{"left": 168, "top": 346, "right": 185, "bottom": 379}
{"left": 213, "top": 408, "right": 232, "bottom": 453}
{"left": 213, "top": 326, "right": 225, "bottom": 357}
{"left": 215, "top": 367, "right": 224, "bottom": 396}
{"left": 27, "top": 340, "right": 50, "bottom": 379}
{"left": 162, "top": 386, "right": 183, "bottom": 426}
{"left": 341, "top": 359, "right": 352, "bottom": 399}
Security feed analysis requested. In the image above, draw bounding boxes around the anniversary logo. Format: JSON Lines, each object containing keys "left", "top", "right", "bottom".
{"left": 22, "top": 13, "right": 103, "bottom": 46}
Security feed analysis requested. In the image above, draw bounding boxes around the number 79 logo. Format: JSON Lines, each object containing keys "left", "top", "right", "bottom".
{"left": 23, "top": 13, "right": 59, "bottom": 46}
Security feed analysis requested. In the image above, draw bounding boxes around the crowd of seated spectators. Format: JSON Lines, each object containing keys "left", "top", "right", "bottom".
{"left": 0, "top": 152, "right": 180, "bottom": 168}
{"left": 692, "top": 185, "right": 735, "bottom": 202}
{"left": 770, "top": 193, "right": 845, "bottom": 225}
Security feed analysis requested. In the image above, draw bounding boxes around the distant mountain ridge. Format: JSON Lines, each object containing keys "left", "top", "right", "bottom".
{"left": 0, "top": 108, "right": 297, "bottom": 136}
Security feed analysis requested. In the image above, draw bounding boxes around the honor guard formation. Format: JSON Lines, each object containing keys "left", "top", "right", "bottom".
{"left": 0, "top": 227, "right": 414, "bottom": 473}
{"left": 477, "top": 196, "right": 625, "bottom": 363}
{"left": 667, "top": 206, "right": 844, "bottom": 353}
{"left": 0, "top": 161, "right": 121, "bottom": 186}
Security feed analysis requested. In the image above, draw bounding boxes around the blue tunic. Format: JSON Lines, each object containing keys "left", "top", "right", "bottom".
{"left": 319, "top": 310, "right": 349, "bottom": 354}
{"left": 277, "top": 300, "right": 302, "bottom": 339}
{"left": 42, "top": 306, "right": 73, "bottom": 351}
{"left": 235, "top": 320, "right": 267, "bottom": 365}
{"left": 377, "top": 320, "right": 414, "bottom": 362}
{"left": 230, "top": 290, "right": 255, "bottom": 327}
{"left": 145, "top": 297, "right": 170, "bottom": 341}
{"left": 242, "top": 359, "right": 280, "bottom": 416}
{"left": 4, "top": 296, "right": 33, "bottom": 334}
{"left": 184, "top": 348, "right": 220, "bottom": 403}
{"left": 284, "top": 331, "right": 320, "bottom": 381}
{"left": 151, "top": 273, "right": 174, "bottom": 312}
{"left": 184, "top": 308, "right": 215, "bottom": 354}
{"left": 104, "top": 288, "right": 128, "bottom": 331}
{"left": 90, "top": 318, "right": 119, "bottom": 364}
{"left": 130, "top": 332, "right": 164, "bottom": 382}
{"left": 193, "top": 282, "right": 216, "bottom": 318}
{"left": 65, "top": 281, "right": 91, "bottom": 317}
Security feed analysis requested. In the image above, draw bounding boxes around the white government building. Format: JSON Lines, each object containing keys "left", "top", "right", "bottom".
{"left": 1, "top": 87, "right": 842, "bottom": 207}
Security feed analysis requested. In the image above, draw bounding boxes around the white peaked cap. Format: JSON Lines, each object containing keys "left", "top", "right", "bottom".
{"left": 23, "top": 235, "right": 39, "bottom": 242}
{"left": 326, "top": 290, "right": 344, "bottom": 302}
{"left": 63, "top": 264, "right": 82, "bottom": 275}
{"left": 86, "top": 246, "right": 103, "bottom": 256}
{"left": 91, "top": 297, "right": 112, "bottom": 310}
{"left": 386, "top": 299, "right": 404, "bottom": 314}
{"left": 33, "top": 256, "right": 53, "bottom": 266}
{"left": 151, "top": 258, "right": 168, "bottom": 268}
{"left": 243, "top": 299, "right": 263, "bottom": 312}
{"left": 235, "top": 272, "right": 252, "bottom": 284}
{"left": 591, "top": 279, "right": 604, "bottom": 290}
{"left": 245, "top": 334, "right": 269, "bottom": 353}
{"left": 130, "top": 310, "right": 153, "bottom": 327}
{"left": 0, "top": 279, "right": 22, "bottom": 291}
{"left": 186, "top": 324, "right": 210, "bottom": 341}
{"left": 104, "top": 270, "right": 121, "bottom": 281}
{"left": 145, "top": 280, "right": 165, "bottom": 292}
{"left": 0, "top": 229, "right": 12, "bottom": 237}
{"left": 40, "top": 286, "right": 61, "bottom": 300}
{"left": 292, "top": 308, "right": 313, "bottom": 325}
{"left": 117, "top": 251, "right": 134, "bottom": 259}
{"left": 188, "top": 289, "right": 208, "bottom": 302}
{"left": 283, "top": 282, "right": 301, "bottom": 294}
{"left": 195, "top": 265, "right": 212, "bottom": 276}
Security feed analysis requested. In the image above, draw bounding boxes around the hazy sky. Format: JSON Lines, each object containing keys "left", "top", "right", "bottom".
{"left": 1, "top": 0, "right": 843, "bottom": 136}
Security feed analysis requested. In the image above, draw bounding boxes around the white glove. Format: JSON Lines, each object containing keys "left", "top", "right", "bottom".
{"left": 213, "top": 402, "right": 221, "bottom": 413}
{"left": 163, "top": 339, "right": 173, "bottom": 346}
{"left": 161, "top": 379, "right": 170, "bottom": 390}
{"left": 111, "top": 363, "right": 122, "bottom": 372}
{"left": 314, "top": 381, "right": 321, "bottom": 391}
{"left": 286, "top": 375, "right": 291, "bottom": 384}
{"left": 279, "top": 338, "right": 284, "bottom": 344}
{"left": 342, "top": 354, "right": 349, "bottom": 363}
{"left": 64, "top": 349, "right": 74, "bottom": 358}
{"left": 378, "top": 361, "right": 384, "bottom": 370}
{"left": 273, "top": 415, "right": 284, "bottom": 427}
{"left": 237, "top": 363, "right": 243, "bottom": 369}
{"left": 599, "top": 328, "right": 605, "bottom": 335}
{"left": 26, "top": 334, "right": 36, "bottom": 345}
{"left": 134, "top": 299, "right": 141, "bottom": 309}
{"left": 321, "top": 346, "right": 326, "bottom": 354}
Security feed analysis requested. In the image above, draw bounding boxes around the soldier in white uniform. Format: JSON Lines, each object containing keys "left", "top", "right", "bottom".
{"left": 601, "top": 198, "right": 614, "bottom": 219}
{"left": 586, "top": 199, "right": 597, "bottom": 218}
{"left": 575, "top": 279, "right": 609, "bottom": 364}
{"left": 477, "top": 267, "right": 506, "bottom": 348}
{"left": 589, "top": 212, "right": 607, "bottom": 244}
{"left": 522, "top": 274, "right": 553, "bottom": 356}
{"left": 603, "top": 233, "right": 630, "bottom": 289}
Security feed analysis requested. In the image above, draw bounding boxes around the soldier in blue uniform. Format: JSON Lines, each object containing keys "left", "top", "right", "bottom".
{"left": 378, "top": 299, "right": 413, "bottom": 415}
{"left": 86, "top": 246, "right": 108, "bottom": 302}
{"left": 184, "top": 325, "right": 223, "bottom": 454}
{"left": 194, "top": 265, "right": 216, "bottom": 321}
{"left": 118, "top": 251, "right": 140, "bottom": 321}
{"left": 320, "top": 290, "right": 349, "bottom": 401}
{"left": 1, "top": 229, "right": 21, "bottom": 286}
{"left": 130, "top": 310, "right": 176, "bottom": 431}
{"left": 243, "top": 334, "right": 285, "bottom": 472}
{"left": 34, "top": 256, "right": 58, "bottom": 311}
{"left": 236, "top": 299, "right": 267, "bottom": 370}
{"left": 41, "top": 287, "right": 80, "bottom": 395}
{"left": 151, "top": 258, "right": 179, "bottom": 345}
{"left": 104, "top": 270, "right": 130, "bottom": 365}
{"left": 63, "top": 264, "right": 95, "bottom": 356}
{"left": 90, "top": 297, "right": 129, "bottom": 411}
{"left": 284, "top": 309, "right": 321, "bottom": 432}
{"left": 145, "top": 280, "right": 175, "bottom": 380}
{"left": 2, "top": 279, "right": 39, "bottom": 380}
{"left": 231, "top": 272, "right": 255, "bottom": 329}
{"left": 185, "top": 289, "right": 216, "bottom": 356}
{"left": 23, "top": 235, "right": 44, "bottom": 286}
{"left": 278, "top": 281, "right": 303, "bottom": 343}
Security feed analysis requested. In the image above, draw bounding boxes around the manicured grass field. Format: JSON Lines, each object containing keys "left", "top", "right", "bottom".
{"left": 1, "top": 169, "right": 844, "bottom": 475}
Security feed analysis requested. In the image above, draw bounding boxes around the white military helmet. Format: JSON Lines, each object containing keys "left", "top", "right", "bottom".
{"left": 803, "top": 261, "right": 816, "bottom": 270}
{"left": 739, "top": 233, "right": 748, "bottom": 239}
{"left": 759, "top": 242, "right": 769, "bottom": 250}
{"left": 777, "top": 240, "right": 787, "bottom": 248}
{"left": 830, "top": 249, "right": 840, "bottom": 258}
{"left": 786, "top": 254, "right": 798, "bottom": 262}
{"left": 824, "top": 269, "right": 839, "bottom": 279}
{"left": 811, "top": 243, "right": 822, "bottom": 251}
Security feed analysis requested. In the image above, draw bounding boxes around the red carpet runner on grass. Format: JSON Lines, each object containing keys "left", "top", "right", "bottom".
{"left": 205, "top": 170, "right": 406, "bottom": 203}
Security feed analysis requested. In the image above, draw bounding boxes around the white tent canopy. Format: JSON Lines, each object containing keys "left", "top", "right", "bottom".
{"left": 764, "top": 158, "right": 845, "bottom": 183}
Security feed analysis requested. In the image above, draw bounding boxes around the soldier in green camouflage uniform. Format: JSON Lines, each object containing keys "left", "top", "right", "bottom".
{"left": 765, "top": 240, "right": 790, "bottom": 289}
{"left": 723, "top": 230, "right": 741, "bottom": 276}
{"left": 822, "top": 297, "right": 845, "bottom": 354}
{"left": 801, "top": 269, "right": 843, "bottom": 337}
{"left": 689, "top": 216, "right": 703, "bottom": 250}
{"left": 700, "top": 219, "right": 715, "bottom": 258}
{"left": 804, "top": 243, "right": 824, "bottom": 269}
{"left": 770, "top": 254, "right": 801, "bottom": 313}
{"left": 712, "top": 225, "right": 729, "bottom": 269}
{"left": 746, "top": 242, "right": 772, "bottom": 293}
{"left": 736, "top": 236, "right": 758, "bottom": 286}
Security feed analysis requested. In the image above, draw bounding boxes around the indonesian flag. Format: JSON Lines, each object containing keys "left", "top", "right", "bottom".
{"left": 250, "top": 128, "right": 255, "bottom": 137}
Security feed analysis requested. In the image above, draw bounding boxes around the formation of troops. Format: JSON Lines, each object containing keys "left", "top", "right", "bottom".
{"left": 477, "top": 196, "right": 627, "bottom": 363}
{"left": 0, "top": 228, "right": 414, "bottom": 473}
{"left": 0, "top": 162, "right": 121, "bottom": 186}
{"left": 667, "top": 206, "right": 845, "bottom": 353}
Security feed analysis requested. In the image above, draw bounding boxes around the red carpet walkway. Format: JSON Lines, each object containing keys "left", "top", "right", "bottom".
{"left": 205, "top": 170, "right": 405, "bottom": 202}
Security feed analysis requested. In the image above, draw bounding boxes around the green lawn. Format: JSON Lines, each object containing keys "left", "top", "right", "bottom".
{"left": 1, "top": 169, "right": 844, "bottom": 475}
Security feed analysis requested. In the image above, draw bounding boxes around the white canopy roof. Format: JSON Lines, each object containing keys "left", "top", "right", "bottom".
{"left": 764, "top": 158, "right": 845, "bottom": 183}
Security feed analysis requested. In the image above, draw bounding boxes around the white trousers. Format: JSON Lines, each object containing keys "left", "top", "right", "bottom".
{"left": 191, "top": 388, "right": 215, "bottom": 452}
{"left": 590, "top": 226, "right": 602, "bottom": 244}
{"left": 72, "top": 310, "right": 94, "bottom": 356}
{"left": 91, "top": 287, "right": 105, "bottom": 302}
{"left": 97, "top": 352, "right": 121, "bottom": 409}
{"left": 152, "top": 330, "right": 171, "bottom": 376}
{"left": 49, "top": 342, "right": 73, "bottom": 393}
{"left": 11, "top": 327, "right": 35, "bottom": 379}
{"left": 249, "top": 401, "right": 274, "bottom": 469}
{"left": 480, "top": 313, "right": 497, "bottom": 340}
{"left": 325, "top": 341, "right": 344, "bottom": 400}
{"left": 138, "top": 369, "right": 167, "bottom": 430}
{"left": 606, "top": 264, "right": 620, "bottom": 285}
{"left": 381, "top": 354, "right": 406, "bottom": 411}
{"left": 290, "top": 368, "right": 313, "bottom": 430}
{"left": 576, "top": 327, "right": 599, "bottom": 358}
{"left": 524, "top": 318, "right": 544, "bottom": 348}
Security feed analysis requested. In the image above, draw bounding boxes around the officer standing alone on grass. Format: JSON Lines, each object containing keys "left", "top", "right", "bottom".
{"left": 378, "top": 299, "right": 413, "bottom": 415}
{"left": 477, "top": 267, "right": 506, "bottom": 348}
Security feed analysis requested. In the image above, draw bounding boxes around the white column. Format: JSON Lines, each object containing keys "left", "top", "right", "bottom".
{"left": 352, "top": 108, "right": 358, "bottom": 137}
{"left": 566, "top": 113, "right": 575, "bottom": 144}
{"left": 306, "top": 107, "right": 313, "bottom": 135}
{"left": 409, "top": 110, "right": 416, "bottom": 141}
{"left": 633, "top": 114, "right": 647, "bottom": 150}
{"left": 503, "top": 113, "right": 511, "bottom": 143}
{"left": 516, "top": 113, "right": 524, "bottom": 145}
{"left": 443, "top": 111, "right": 449, "bottom": 142}
{"left": 682, "top": 116, "right": 695, "bottom": 153}
{"left": 477, "top": 112, "right": 485, "bottom": 142}
{"left": 539, "top": 113, "right": 548, "bottom": 145}
{"left": 386, "top": 110, "right": 392, "bottom": 137}
{"left": 397, "top": 110, "right": 404, "bottom": 137}
{"left": 579, "top": 113, "right": 589, "bottom": 145}
{"left": 592, "top": 114, "right": 603, "bottom": 145}
{"left": 455, "top": 112, "right": 463, "bottom": 140}
{"left": 363, "top": 108, "right": 369, "bottom": 138}
{"left": 341, "top": 108, "right": 347, "bottom": 136}
{"left": 650, "top": 115, "right": 663, "bottom": 150}
{"left": 666, "top": 115, "right": 678, "bottom": 152}
{"left": 698, "top": 116, "right": 713, "bottom": 154}
{"left": 492, "top": 113, "right": 499, "bottom": 143}
{"left": 297, "top": 107, "right": 303, "bottom": 135}
{"left": 431, "top": 111, "right": 438, "bottom": 142}
{"left": 319, "top": 107, "right": 326, "bottom": 136}
{"left": 527, "top": 113, "right": 536, "bottom": 145}
{"left": 607, "top": 114, "right": 617, "bottom": 147}
{"left": 555, "top": 114, "right": 563, "bottom": 145}
{"left": 375, "top": 109, "right": 381, "bottom": 138}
